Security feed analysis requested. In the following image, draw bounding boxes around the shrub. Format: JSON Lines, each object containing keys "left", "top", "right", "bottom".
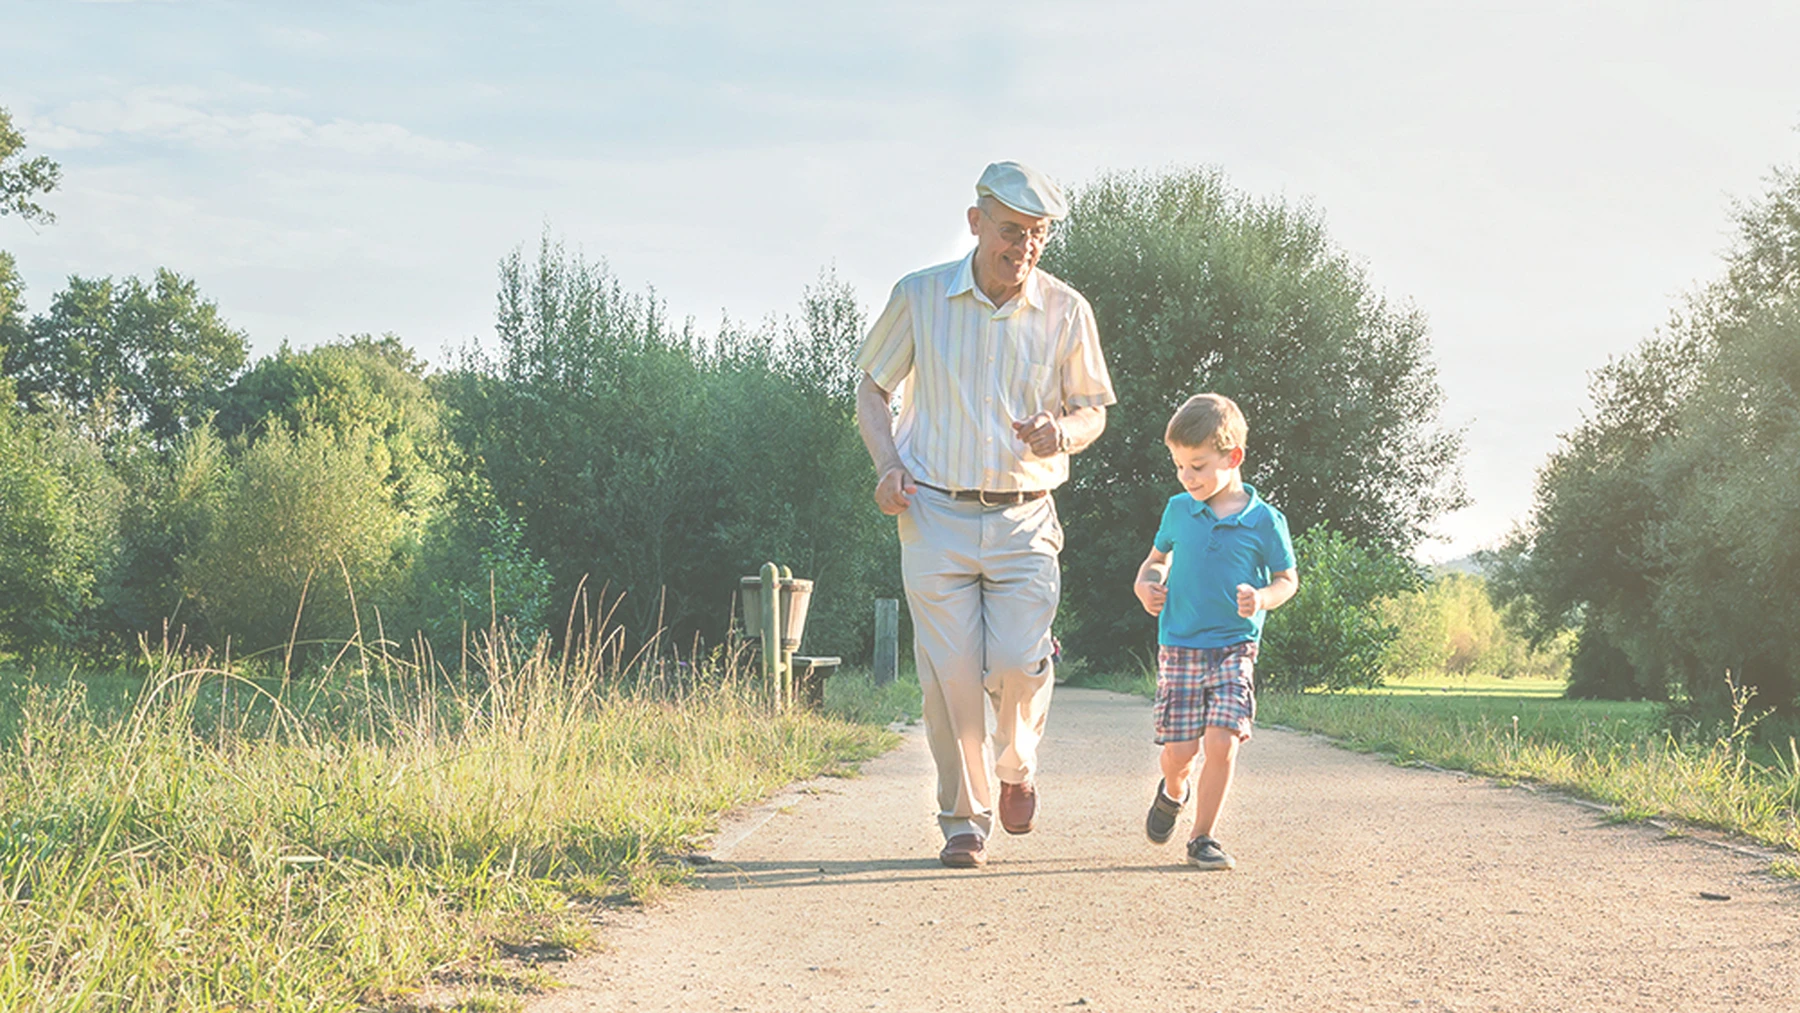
{"left": 181, "top": 424, "right": 407, "bottom": 656}
{"left": 1259, "top": 525, "right": 1418, "bottom": 692}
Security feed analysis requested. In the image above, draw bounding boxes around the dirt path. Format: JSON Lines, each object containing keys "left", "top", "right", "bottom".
{"left": 528, "top": 687, "right": 1800, "bottom": 1012}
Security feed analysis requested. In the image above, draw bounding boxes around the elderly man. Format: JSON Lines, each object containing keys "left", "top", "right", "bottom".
{"left": 855, "top": 161, "right": 1116, "bottom": 868}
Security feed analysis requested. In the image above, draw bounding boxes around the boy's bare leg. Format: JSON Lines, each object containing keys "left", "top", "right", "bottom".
{"left": 1189, "top": 725, "right": 1242, "bottom": 839}
{"left": 1158, "top": 738, "right": 1200, "bottom": 802}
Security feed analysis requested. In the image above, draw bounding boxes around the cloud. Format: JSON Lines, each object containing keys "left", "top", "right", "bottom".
{"left": 12, "top": 112, "right": 103, "bottom": 151}
{"left": 258, "top": 24, "right": 329, "bottom": 50}
{"left": 57, "top": 88, "right": 480, "bottom": 162}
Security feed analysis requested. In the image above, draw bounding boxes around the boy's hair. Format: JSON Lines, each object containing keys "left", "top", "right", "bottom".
{"left": 1165, "top": 393, "right": 1247, "bottom": 452}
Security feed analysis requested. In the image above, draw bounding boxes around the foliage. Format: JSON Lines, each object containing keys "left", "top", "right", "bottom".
{"left": 1258, "top": 525, "right": 1419, "bottom": 693}
{"left": 0, "top": 251, "right": 24, "bottom": 349}
{"left": 179, "top": 424, "right": 409, "bottom": 655}
{"left": 407, "top": 506, "right": 555, "bottom": 651}
{"left": 92, "top": 426, "right": 232, "bottom": 652}
{"left": 1380, "top": 572, "right": 1571, "bottom": 681}
{"left": 1503, "top": 154, "right": 1800, "bottom": 711}
{"left": 0, "top": 386, "right": 124, "bottom": 653}
{"left": 3, "top": 269, "right": 248, "bottom": 442}
{"left": 0, "top": 105, "right": 60, "bottom": 224}
{"left": 1564, "top": 623, "right": 1654, "bottom": 701}
{"left": 444, "top": 236, "right": 899, "bottom": 657}
{"left": 216, "top": 333, "right": 445, "bottom": 516}
{"left": 1039, "top": 167, "right": 1465, "bottom": 661}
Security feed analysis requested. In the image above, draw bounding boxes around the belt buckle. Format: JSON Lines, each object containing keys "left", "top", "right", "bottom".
{"left": 978, "top": 489, "right": 1017, "bottom": 507}
{"left": 978, "top": 489, "right": 1002, "bottom": 507}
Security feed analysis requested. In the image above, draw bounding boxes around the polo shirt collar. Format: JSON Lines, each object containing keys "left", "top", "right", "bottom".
{"left": 1189, "top": 483, "right": 1266, "bottom": 524}
{"left": 948, "top": 250, "right": 1043, "bottom": 312}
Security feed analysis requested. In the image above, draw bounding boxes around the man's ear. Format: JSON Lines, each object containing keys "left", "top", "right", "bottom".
{"left": 1226, "top": 446, "right": 1246, "bottom": 468}
{"left": 967, "top": 205, "right": 982, "bottom": 236}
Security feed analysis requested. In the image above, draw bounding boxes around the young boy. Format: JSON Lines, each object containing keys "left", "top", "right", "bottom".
{"left": 1132, "top": 393, "right": 1298, "bottom": 870}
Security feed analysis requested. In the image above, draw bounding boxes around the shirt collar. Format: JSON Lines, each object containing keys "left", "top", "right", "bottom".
{"left": 947, "top": 250, "right": 1043, "bottom": 312}
{"left": 1189, "top": 483, "right": 1265, "bottom": 524}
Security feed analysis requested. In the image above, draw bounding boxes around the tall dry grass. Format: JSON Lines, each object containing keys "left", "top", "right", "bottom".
{"left": 0, "top": 614, "right": 896, "bottom": 1011}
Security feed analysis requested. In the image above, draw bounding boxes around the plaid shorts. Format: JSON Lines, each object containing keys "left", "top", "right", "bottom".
{"left": 1153, "top": 641, "right": 1258, "bottom": 744}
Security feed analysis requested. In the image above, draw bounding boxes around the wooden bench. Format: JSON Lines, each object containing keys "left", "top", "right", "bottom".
{"left": 791, "top": 656, "right": 842, "bottom": 711}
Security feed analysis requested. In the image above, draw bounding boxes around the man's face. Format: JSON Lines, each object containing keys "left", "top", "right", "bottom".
{"left": 966, "top": 199, "right": 1052, "bottom": 299}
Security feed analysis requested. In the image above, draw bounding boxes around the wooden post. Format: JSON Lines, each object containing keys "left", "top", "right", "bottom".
{"left": 760, "top": 562, "right": 784, "bottom": 710}
{"left": 873, "top": 598, "right": 899, "bottom": 685}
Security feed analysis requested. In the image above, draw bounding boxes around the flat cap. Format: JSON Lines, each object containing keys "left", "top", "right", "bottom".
{"left": 975, "top": 160, "right": 1069, "bottom": 221}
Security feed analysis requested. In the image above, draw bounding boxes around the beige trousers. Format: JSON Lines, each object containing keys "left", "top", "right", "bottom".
{"left": 898, "top": 487, "right": 1062, "bottom": 841}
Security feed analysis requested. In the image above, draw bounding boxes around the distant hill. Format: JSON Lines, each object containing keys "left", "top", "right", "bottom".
{"left": 1430, "top": 553, "right": 1488, "bottom": 578}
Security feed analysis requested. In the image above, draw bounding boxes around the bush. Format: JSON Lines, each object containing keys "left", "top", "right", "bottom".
{"left": 407, "top": 508, "right": 555, "bottom": 651}
{"left": 1380, "top": 572, "right": 1571, "bottom": 680}
{"left": 0, "top": 389, "right": 123, "bottom": 654}
{"left": 181, "top": 424, "right": 407, "bottom": 655}
{"left": 1259, "top": 525, "right": 1418, "bottom": 693}
{"left": 1565, "top": 624, "right": 1657, "bottom": 701}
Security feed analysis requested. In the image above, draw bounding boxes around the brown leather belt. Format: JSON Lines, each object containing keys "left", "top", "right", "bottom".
{"left": 915, "top": 481, "right": 1049, "bottom": 506}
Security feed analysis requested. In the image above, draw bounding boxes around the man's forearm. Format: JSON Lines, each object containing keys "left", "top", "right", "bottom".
{"left": 856, "top": 373, "right": 904, "bottom": 475}
{"left": 1059, "top": 405, "right": 1106, "bottom": 454}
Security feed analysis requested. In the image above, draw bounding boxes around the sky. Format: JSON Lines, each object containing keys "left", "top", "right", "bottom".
{"left": 3, "top": 1, "right": 1798, "bottom": 562}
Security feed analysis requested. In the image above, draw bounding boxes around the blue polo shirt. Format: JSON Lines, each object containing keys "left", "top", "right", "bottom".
{"left": 1153, "top": 484, "right": 1295, "bottom": 649}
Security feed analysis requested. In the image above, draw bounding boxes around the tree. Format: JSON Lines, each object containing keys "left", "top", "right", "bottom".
{"left": 94, "top": 425, "right": 232, "bottom": 653}
{"left": 180, "top": 424, "right": 409, "bottom": 655}
{"left": 4, "top": 269, "right": 248, "bottom": 442}
{"left": 0, "top": 252, "right": 24, "bottom": 355}
{"left": 0, "top": 379, "right": 124, "bottom": 653}
{"left": 1039, "top": 167, "right": 1465, "bottom": 661}
{"left": 444, "top": 238, "right": 901, "bottom": 655}
{"left": 217, "top": 333, "right": 446, "bottom": 518}
{"left": 0, "top": 106, "right": 60, "bottom": 225}
{"left": 1380, "top": 571, "right": 1571, "bottom": 680}
{"left": 1505, "top": 153, "right": 1800, "bottom": 710}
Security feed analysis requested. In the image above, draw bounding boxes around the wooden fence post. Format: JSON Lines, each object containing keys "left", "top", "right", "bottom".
{"left": 873, "top": 598, "right": 899, "bottom": 685}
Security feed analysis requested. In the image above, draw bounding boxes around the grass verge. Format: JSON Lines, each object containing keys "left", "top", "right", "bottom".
{"left": 0, "top": 634, "right": 902, "bottom": 1012}
{"left": 1073, "top": 666, "right": 1800, "bottom": 857}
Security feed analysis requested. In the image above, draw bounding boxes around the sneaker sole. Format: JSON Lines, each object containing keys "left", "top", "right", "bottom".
{"left": 1185, "top": 855, "right": 1235, "bottom": 871}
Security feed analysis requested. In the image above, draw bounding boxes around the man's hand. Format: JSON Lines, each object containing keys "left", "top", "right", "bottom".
{"left": 1135, "top": 579, "right": 1168, "bottom": 616}
{"left": 875, "top": 466, "right": 917, "bottom": 515}
{"left": 1236, "top": 583, "right": 1261, "bottom": 618}
{"left": 1012, "top": 412, "right": 1063, "bottom": 458}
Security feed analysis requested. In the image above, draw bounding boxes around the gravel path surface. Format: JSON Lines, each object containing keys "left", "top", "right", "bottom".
{"left": 528, "top": 687, "right": 1800, "bottom": 1012}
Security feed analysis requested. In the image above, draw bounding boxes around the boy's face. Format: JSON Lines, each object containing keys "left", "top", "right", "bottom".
{"left": 1168, "top": 441, "right": 1244, "bottom": 503}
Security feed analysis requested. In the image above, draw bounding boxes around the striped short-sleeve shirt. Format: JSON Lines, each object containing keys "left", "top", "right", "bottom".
{"left": 856, "top": 253, "right": 1116, "bottom": 493}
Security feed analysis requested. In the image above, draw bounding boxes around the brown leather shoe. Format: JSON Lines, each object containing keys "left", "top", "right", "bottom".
{"left": 998, "top": 779, "right": 1038, "bottom": 835}
{"left": 938, "top": 833, "right": 987, "bottom": 868}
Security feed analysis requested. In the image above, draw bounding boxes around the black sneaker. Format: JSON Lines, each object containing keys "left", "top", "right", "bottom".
{"left": 1145, "top": 779, "right": 1185, "bottom": 844}
{"left": 1186, "top": 835, "right": 1235, "bottom": 870}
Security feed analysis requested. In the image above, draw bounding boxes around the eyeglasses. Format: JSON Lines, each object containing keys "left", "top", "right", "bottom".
{"left": 982, "top": 206, "right": 1053, "bottom": 247}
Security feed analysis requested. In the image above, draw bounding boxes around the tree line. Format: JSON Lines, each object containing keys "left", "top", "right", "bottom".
{"left": 2, "top": 106, "right": 1477, "bottom": 685}
{"left": 1492, "top": 153, "right": 1800, "bottom": 717}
